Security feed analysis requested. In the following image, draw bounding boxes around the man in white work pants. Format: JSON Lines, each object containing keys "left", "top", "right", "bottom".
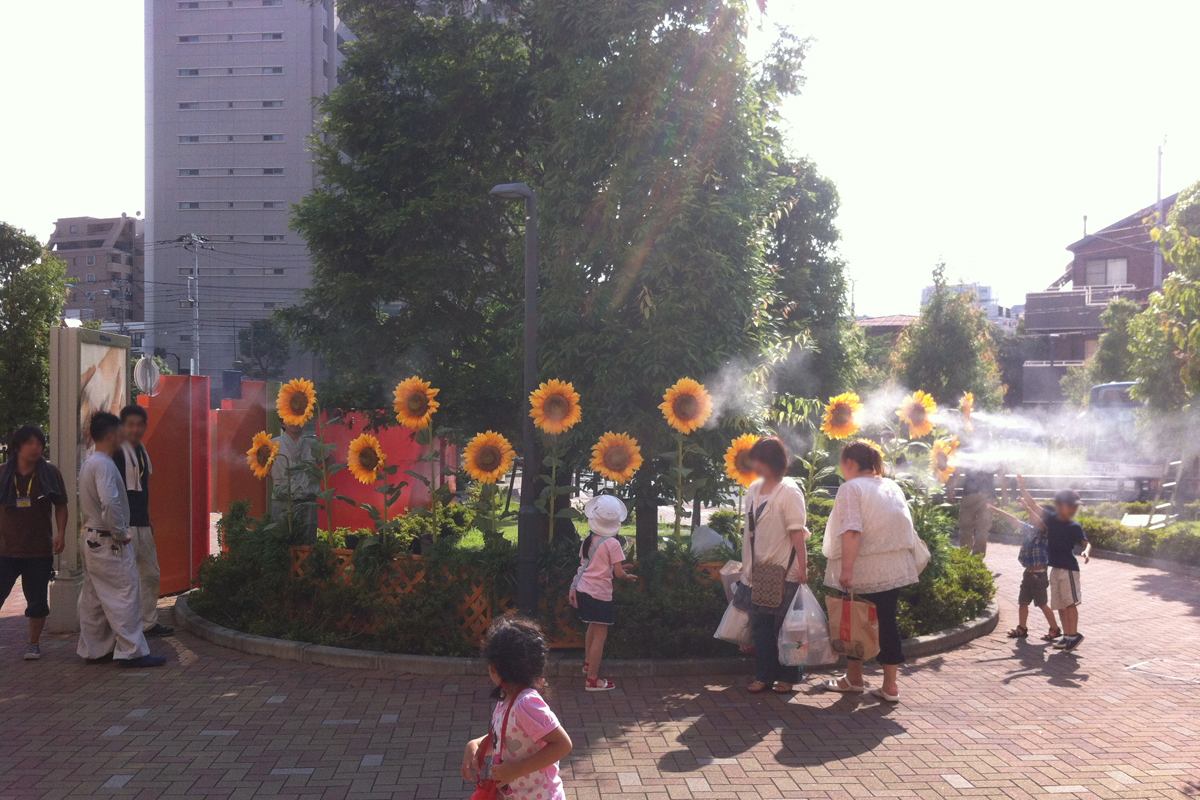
{"left": 78, "top": 526, "right": 148, "bottom": 662}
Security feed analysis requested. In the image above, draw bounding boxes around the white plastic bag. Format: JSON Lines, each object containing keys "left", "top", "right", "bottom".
{"left": 714, "top": 600, "right": 753, "bottom": 647}
{"left": 719, "top": 561, "right": 743, "bottom": 603}
{"left": 778, "top": 585, "right": 836, "bottom": 666}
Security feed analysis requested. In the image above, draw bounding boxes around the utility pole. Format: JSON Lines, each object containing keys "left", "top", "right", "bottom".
{"left": 180, "top": 233, "right": 207, "bottom": 375}
{"left": 1154, "top": 142, "right": 1165, "bottom": 288}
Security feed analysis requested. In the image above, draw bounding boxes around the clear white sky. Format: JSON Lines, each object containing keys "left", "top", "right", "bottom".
{"left": 3, "top": 1, "right": 1200, "bottom": 317}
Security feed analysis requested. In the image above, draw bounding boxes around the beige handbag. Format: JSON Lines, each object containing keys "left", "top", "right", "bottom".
{"left": 748, "top": 497, "right": 795, "bottom": 608}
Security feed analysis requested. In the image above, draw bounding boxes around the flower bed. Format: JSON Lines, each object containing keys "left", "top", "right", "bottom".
{"left": 189, "top": 500, "right": 995, "bottom": 659}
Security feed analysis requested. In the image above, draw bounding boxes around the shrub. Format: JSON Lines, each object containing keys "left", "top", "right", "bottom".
{"left": 1075, "top": 515, "right": 1200, "bottom": 567}
{"left": 707, "top": 509, "right": 740, "bottom": 540}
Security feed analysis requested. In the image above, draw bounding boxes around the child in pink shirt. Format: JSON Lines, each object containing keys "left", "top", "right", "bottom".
{"left": 569, "top": 495, "right": 636, "bottom": 691}
{"left": 461, "top": 616, "right": 572, "bottom": 800}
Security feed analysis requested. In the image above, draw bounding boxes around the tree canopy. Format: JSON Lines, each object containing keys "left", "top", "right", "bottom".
{"left": 891, "top": 264, "right": 1004, "bottom": 408}
{"left": 237, "top": 318, "right": 291, "bottom": 380}
{"left": 1060, "top": 296, "right": 1139, "bottom": 406}
{"left": 0, "top": 223, "right": 66, "bottom": 437}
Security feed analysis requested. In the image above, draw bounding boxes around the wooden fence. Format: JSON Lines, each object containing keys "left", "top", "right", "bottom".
{"left": 290, "top": 546, "right": 724, "bottom": 649}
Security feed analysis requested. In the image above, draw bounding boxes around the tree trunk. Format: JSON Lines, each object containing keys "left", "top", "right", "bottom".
{"left": 691, "top": 497, "right": 702, "bottom": 530}
{"left": 635, "top": 502, "right": 659, "bottom": 558}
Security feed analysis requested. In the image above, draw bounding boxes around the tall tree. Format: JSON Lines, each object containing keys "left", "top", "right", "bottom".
{"left": 891, "top": 263, "right": 1004, "bottom": 408}
{"left": 0, "top": 223, "right": 66, "bottom": 436}
{"left": 287, "top": 0, "right": 850, "bottom": 548}
{"left": 1060, "top": 297, "right": 1139, "bottom": 406}
{"left": 236, "top": 317, "right": 291, "bottom": 380}
{"left": 1129, "top": 180, "right": 1200, "bottom": 410}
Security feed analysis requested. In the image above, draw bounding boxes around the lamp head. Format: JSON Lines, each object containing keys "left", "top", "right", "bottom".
{"left": 490, "top": 182, "right": 533, "bottom": 200}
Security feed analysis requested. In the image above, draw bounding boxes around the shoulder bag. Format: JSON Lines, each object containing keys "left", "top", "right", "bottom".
{"left": 469, "top": 692, "right": 517, "bottom": 800}
{"left": 748, "top": 495, "right": 796, "bottom": 608}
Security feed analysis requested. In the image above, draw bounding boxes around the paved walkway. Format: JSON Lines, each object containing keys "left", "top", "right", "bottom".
{"left": 2, "top": 543, "right": 1198, "bottom": 799}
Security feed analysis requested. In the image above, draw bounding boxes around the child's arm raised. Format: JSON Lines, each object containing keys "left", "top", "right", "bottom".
{"left": 989, "top": 503, "right": 1046, "bottom": 532}
{"left": 491, "top": 726, "right": 573, "bottom": 786}
{"left": 613, "top": 560, "right": 636, "bottom": 580}
{"left": 461, "top": 734, "right": 492, "bottom": 782}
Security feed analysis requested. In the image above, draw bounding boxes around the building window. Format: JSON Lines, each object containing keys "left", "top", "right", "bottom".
{"left": 86, "top": 273, "right": 96, "bottom": 282}
{"left": 179, "top": 35, "right": 200, "bottom": 43}
{"left": 1084, "top": 258, "right": 1128, "bottom": 286}
{"left": 69, "top": 225, "right": 78, "bottom": 234}
{"left": 179, "top": 334, "right": 193, "bottom": 342}
{"left": 86, "top": 256, "right": 96, "bottom": 266}
{"left": 180, "top": 136, "right": 200, "bottom": 143}
{"left": 263, "top": 32, "right": 283, "bottom": 40}
{"left": 263, "top": 302, "right": 278, "bottom": 309}
{"left": 263, "top": 235, "right": 284, "bottom": 242}
{"left": 178, "top": 68, "right": 199, "bottom": 77}
{"left": 271, "top": 268, "right": 285, "bottom": 275}
{"left": 179, "top": 169, "right": 200, "bottom": 176}
{"left": 180, "top": 202, "right": 201, "bottom": 210}
{"left": 262, "top": 100, "right": 282, "bottom": 108}
{"left": 262, "top": 168, "right": 284, "bottom": 175}
{"left": 263, "top": 67, "right": 283, "bottom": 75}
{"left": 263, "top": 202, "right": 281, "bottom": 208}
{"left": 179, "top": 102, "right": 199, "bottom": 110}
{"left": 263, "top": 0, "right": 282, "bottom": 5}
{"left": 179, "top": 1, "right": 200, "bottom": 8}
{"left": 262, "top": 134, "right": 283, "bottom": 141}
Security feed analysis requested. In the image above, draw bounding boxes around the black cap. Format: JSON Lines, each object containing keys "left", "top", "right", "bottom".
{"left": 1054, "top": 489, "right": 1081, "bottom": 506}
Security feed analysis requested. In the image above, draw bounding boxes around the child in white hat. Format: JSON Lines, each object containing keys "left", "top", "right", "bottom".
{"left": 569, "top": 495, "right": 636, "bottom": 691}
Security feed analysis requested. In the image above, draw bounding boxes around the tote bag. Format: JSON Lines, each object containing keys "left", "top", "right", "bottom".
{"left": 825, "top": 592, "right": 880, "bottom": 661}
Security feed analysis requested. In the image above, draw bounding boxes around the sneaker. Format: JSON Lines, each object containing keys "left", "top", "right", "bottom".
{"left": 119, "top": 654, "right": 167, "bottom": 668}
{"left": 1061, "top": 633, "right": 1085, "bottom": 652}
{"left": 1052, "top": 636, "right": 1070, "bottom": 649}
{"left": 145, "top": 623, "right": 175, "bottom": 636}
{"left": 24, "top": 643, "right": 41, "bottom": 661}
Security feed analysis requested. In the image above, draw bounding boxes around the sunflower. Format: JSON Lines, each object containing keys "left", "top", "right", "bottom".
{"left": 463, "top": 431, "right": 515, "bottom": 484}
{"left": 659, "top": 378, "right": 713, "bottom": 434}
{"left": 277, "top": 378, "right": 316, "bottom": 427}
{"left": 246, "top": 431, "right": 278, "bottom": 480}
{"left": 821, "top": 392, "right": 864, "bottom": 439}
{"left": 896, "top": 390, "right": 937, "bottom": 438}
{"left": 723, "top": 434, "right": 760, "bottom": 488}
{"left": 590, "top": 432, "right": 643, "bottom": 484}
{"left": 931, "top": 436, "right": 959, "bottom": 483}
{"left": 347, "top": 433, "right": 386, "bottom": 485}
{"left": 529, "top": 379, "right": 582, "bottom": 435}
{"left": 393, "top": 376, "right": 440, "bottom": 430}
{"left": 960, "top": 391, "right": 975, "bottom": 432}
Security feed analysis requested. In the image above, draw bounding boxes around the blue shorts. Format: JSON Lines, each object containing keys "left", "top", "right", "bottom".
{"left": 576, "top": 591, "right": 614, "bottom": 626}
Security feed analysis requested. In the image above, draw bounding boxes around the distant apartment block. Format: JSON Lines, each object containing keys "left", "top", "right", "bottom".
{"left": 47, "top": 215, "right": 145, "bottom": 327}
{"left": 144, "top": 0, "right": 348, "bottom": 376}
{"left": 919, "top": 282, "right": 1019, "bottom": 334}
{"left": 1021, "top": 192, "right": 1179, "bottom": 404}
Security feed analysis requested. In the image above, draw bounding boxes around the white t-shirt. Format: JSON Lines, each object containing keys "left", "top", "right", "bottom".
{"left": 573, "top": 535, "right": 625, "bottom": 601}
{"left": 822, "top": 475, "right": 924, "bottom": 594}
{"left": 739, "top": 477, "right": 807, "bottom": 586}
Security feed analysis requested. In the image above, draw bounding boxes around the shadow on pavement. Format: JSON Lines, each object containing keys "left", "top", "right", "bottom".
{"left": 1132, "top": 571, "right": 1200, "bottom": 617}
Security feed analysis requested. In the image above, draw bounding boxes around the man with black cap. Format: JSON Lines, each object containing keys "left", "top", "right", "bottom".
{"left": 1017, "top": 478, "right": 1090, "bottom": 652}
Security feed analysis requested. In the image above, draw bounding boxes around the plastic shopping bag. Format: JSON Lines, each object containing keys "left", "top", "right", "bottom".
{"left": 713, "top": 600, "right": 753, "bottom": 647}
{"left": 778, "top": 586, "right": 837, "bottom": 666}
{"left": 718, "top": 560, "right": 743, "bottom": 603}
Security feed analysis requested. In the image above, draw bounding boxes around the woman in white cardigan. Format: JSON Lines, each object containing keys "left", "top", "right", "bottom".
{"left": 822, "top": 440, "right": 927, "bottom": 703}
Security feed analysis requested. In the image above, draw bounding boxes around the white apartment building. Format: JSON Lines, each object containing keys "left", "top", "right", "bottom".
{"left": 144, "top": 0, "right": 347, "bottom": 377}
{"left": 920, "top": 281, "right": 1020, "bottom": 334}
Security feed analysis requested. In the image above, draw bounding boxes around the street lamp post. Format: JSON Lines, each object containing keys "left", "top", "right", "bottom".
{"left": 490, "top": 182, "right": 540, "bottom": 618}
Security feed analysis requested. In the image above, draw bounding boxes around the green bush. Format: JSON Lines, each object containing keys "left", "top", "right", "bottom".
{"left": 707, "top": 509, "right": 740, "bottom": 540}
{"left": 1075, "top": 515, "right": 1200, "bottom": 567}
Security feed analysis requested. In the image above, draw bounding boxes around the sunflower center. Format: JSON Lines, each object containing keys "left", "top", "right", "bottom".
{"left": 255, "top": 446, "right": 271, "bottom": 467}
{"left": 907, "top": 404, "right": 926, "bottom": 426}
{"left": 831, "top": 404, "right": 853, "bottom": 427}
{"left": 735, "top": 451, "right": 753, "bottom": 474}
{"left": 543, "top": 394, "right": 570, "bottom": 422}
{"left": 673, "top": 394, "right": 700, "bottom": 422}
{"left": 405, "top": 392, "right": 429, "bottom": 416}
{"left": 359, "top": 447, "right": 379, "bottom": 471}
{"left": 935, "top": 451, "right": 948, "bottom": 470}
{"left": 475, "top": 445, "right": 501, "bottom": 471}
{"left": 603, "top": 446, "right": 631, "bottom": 471}
{"left": 288, "top": 392, "right": 308, "bottom": 415}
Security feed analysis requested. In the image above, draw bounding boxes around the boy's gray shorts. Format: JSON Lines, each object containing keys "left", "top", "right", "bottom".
{"left": 1018, "top": 569, "right": 1049, "bottom": 607}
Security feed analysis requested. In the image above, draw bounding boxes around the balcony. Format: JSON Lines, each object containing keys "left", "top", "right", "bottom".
{"left": 1023, "top": 360, "right": 1085, "bottom": 405}
{"left": 1023, "top": 285, "right": 1138, "bottom": 333}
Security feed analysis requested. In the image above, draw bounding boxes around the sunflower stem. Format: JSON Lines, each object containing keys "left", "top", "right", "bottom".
{"left": 548, "top": 434, "right": 559, "bottom": 535}
{"left": 315, "top": 402, "right": 333, "bottom": 534}
{"left": 674, "top": 434, "right": 684, "bottom": 541}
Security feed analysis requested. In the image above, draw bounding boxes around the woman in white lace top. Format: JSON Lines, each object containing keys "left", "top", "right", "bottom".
{"left": 822, "top": 440, "right": 928, "bottom": 703}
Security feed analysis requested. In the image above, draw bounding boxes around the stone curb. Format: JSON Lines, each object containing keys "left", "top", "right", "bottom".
{"left": 989, "top": 531, "right": 1200, "bottom": 579}
{"left": 175, "top": 592, "right": 1000, "bottom": 677}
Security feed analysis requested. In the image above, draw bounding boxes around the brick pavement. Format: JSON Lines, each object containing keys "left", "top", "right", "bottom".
{"left": 1, "top": 543, "right": 1198, "bottom": 799}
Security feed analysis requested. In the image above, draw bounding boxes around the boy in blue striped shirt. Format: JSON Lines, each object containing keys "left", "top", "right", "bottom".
{"left": 990, "top": 503, "right": 1058, "bottom": 641}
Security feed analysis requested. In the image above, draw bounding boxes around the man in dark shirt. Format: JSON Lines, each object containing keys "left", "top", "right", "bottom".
{"left": 0, "top": 425, "right": 68, "bottom": 660}
{"left": 947, "top": 462, "right": 996, "bottom": 556}
{"left": 113, "top": 405, "right": 173, "bottom": 636}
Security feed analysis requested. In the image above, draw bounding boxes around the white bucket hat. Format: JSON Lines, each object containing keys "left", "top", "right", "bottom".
{"left": 583, "top": 495, "right": 628, "bottom": 537}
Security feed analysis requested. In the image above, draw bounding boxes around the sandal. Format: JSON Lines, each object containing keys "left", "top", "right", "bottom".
{"left": 871, "top": 687, "right": 900, "bottom": 703}
{"left": 822, "top": 676, "right": 866, "bottom": 693}
{"left": 1041, "top": 627, "right": 1061, "bottom": 642}
{"left": 747, "top": 681, "right": 769, "bottom": 693}
{"left": 772, "top": 682, "right": 794, "bottom": 694}
{"left": 585, "top": 677, "right": 616, "bottom": 692}
{"left": 582, "top": 661, "right": 589, "bottom": 675}
{"left": 1007, "top": 626, "right": 1028, "bottom": 638}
